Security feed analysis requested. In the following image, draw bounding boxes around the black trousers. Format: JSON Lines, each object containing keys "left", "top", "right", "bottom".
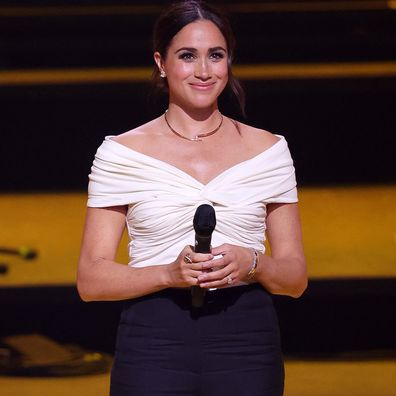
{"left": 110, "top": 284, "right": 284, "bottom": 396}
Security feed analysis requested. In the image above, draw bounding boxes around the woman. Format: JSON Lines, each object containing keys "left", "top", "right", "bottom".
{"left": 77, "top": 1, "right": 307, "bottom": 395}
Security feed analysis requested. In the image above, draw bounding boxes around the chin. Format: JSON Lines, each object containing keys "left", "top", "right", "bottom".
{"left": 193, "top": 100, "right": 217, "bottom": 108}
{"left": 188, "top": 95, "right": 222, "bottom": 109}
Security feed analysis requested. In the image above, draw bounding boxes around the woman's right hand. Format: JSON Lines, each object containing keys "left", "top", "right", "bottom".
{"left": 166, "top": 246, "right": 213, "bottom": 288}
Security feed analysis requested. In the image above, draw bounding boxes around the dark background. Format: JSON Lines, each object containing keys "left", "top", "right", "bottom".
{"left": 1, "top": 0, "right": 395, "bottom": 191}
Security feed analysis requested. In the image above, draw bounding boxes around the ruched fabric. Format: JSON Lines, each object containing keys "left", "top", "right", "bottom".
{"left": 88, "top": 135, "right": 298, "bottom": 268}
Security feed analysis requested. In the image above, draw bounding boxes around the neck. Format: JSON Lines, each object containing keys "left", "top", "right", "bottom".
{"left": 165, "top": 105, "right": 221, "bottom": 140}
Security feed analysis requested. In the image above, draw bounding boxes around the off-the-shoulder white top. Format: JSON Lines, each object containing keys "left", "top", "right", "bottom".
{"left": 88, "top": 135, "right": 298, "bottom": 268}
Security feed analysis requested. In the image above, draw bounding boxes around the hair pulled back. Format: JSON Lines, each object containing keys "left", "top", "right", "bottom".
{"left": 152, "top": 0, "right": 245, "bottom": 116}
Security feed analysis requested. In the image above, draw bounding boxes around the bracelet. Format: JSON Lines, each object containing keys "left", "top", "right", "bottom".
{"left": 246, "top": 249, "right": 259, "bottom": 281}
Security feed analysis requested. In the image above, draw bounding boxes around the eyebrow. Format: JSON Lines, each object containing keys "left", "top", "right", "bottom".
{"left": 174, "top": 46, "right": 227, "bottom": 54}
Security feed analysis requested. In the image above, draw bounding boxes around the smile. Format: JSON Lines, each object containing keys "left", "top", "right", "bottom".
{"left": 189, "top": 83, "right": 216, "bottom": 91}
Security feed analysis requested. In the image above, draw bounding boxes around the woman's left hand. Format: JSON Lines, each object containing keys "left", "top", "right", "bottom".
{"left": 197, "top": 244, "right": 254, "bottom": 288}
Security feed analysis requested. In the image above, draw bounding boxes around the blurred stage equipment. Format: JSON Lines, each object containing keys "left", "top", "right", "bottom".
{"left": 0, "top": 246, "right": 38, "bottom": 260}
{"left": 0, "top": 245, "right": 38, "bottom": 275}
{"left": 0, "top": 334, "right": 112, "bottom": 376}
{"left": 0, "top": 246, "right": 112, "bottom": 376}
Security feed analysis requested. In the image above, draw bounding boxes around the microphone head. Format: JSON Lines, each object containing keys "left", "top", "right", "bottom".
{"left": 193, "top": 204, "right": 216, "bottom": 236}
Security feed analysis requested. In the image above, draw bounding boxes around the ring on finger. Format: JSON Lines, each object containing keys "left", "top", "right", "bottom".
{"left": 227, "top": 276, "right": 233, "bottom": 285}
{"left": 183, "top": 253, "right": 193, "bottom": 264}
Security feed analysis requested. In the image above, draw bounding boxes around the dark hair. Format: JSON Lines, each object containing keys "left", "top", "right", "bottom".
{"left": 151, "top": 0, "right": 245, "bottom": 116}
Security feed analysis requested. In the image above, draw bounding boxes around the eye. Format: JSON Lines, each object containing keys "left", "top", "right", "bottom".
{"left": 210, "top": 51, "right": 225, "bottom": 61}
{"left": 178, "top": 52, "right": 196, "bottom": 61}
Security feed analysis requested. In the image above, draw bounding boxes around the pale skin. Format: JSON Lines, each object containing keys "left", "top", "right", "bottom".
{"left": 77, "top": 20, "right": 307, "bottom": 302}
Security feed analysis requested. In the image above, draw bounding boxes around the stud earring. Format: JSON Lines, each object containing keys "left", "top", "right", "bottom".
{"left": 160, "top": 70, "right": 166, "bottom": 78}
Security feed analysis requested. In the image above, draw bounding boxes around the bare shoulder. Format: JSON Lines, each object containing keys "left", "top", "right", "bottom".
{"left": 232, "top": 119, "right": 281, "bottom": 152}
{"left": 111, "top": 116, "right": 163, "bottom": 151}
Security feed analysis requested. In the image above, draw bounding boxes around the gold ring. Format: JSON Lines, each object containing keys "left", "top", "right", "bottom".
{"left": 183, "top": 254, "right": 193, "bottom": 264}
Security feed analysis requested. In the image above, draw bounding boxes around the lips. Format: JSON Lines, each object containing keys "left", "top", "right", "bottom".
{"left": 189, "top": 82, "right": 216, "bottom": 90}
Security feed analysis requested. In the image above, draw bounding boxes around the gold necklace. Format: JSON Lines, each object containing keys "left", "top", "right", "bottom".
{"left": 164, "top": 110, "right": 223, "bottom": 142}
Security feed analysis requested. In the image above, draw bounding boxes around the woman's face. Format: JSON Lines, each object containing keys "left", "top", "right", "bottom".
{"left": 155, "top": 19, "right": 229, "bottom": 111}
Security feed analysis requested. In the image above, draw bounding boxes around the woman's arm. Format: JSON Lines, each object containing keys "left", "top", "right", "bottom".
{"left": 197, "top": 202, "right": 307, "bottom": 298}
{"left": 255, "top": 202, "right": 307, "bottom": 298}
{"left": 77, "top": 206, "right": 209, "bottom": 302}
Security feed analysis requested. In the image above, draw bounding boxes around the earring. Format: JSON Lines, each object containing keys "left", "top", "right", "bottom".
{"left": 160, "top": 70, "right": 166, "bottom": 78}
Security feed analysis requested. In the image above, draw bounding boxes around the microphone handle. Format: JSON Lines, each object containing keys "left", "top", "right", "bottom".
{"left": 194, "top": 235, "right": 212, "bottom": 254}
{"left": 191, "top": 234, "right": 212, "bottom": 308}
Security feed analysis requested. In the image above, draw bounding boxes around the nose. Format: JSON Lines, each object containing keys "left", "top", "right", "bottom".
{"left": 194, "top": 58, "right": 211, "bottom": 80}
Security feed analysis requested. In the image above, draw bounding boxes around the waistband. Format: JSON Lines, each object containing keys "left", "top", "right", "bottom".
{"left": 122, "top": 283, "right": 271, "bottom": 315}
{"left": 169, "top": 283, "right": 259, "bottom": 294}
{"left": 164, "top": 283, "right": 265, "bottom": 307}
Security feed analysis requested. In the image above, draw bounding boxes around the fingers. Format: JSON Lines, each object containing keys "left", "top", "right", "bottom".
{"left": 198, "top": 271, "right": 235, "bottom": 289}
{"left": 182, "top": 253, "right": 213, "bottom": 278}
{"left": 173, "top": 244, "right": 254, "bottom": 289}
{"left": 168, "top": 246, "right": 214, "bottom": 288}
{"left": 197, "top": 257, "right": 237, "bottom": 289}
{"left": 210, "top": 244, "right": 228, "bottom": 257}
{"left": 183, "top": 252, "right": 193, "bottom": 264}
{"left": 196, "top": 244, "right": 251, "bottom": 288}
{"left": 181, "top": 246, "right": 213, "bottom": 264}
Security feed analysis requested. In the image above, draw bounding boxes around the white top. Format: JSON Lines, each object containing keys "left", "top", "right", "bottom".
{"left": 87, "top": 135, "right": 298, "bottom": 268}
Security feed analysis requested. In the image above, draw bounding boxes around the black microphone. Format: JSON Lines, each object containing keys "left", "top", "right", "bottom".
{"left": 191, "top": 204, "right": 216, "bottom": 308}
